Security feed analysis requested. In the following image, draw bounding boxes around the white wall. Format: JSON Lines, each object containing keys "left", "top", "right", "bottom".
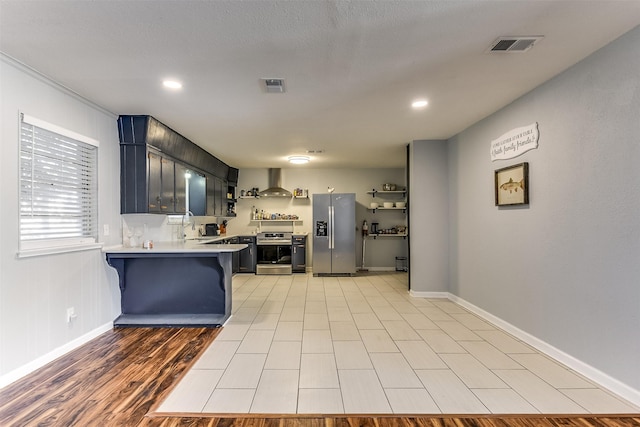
{"left": 0, "top": 56, "right": 121, "bottom": 384}
{"left": 445, "top": 27, "right": 640, "bottom": 392}
{"left": 232, "top": 168, "right": 407, "bottom": 270}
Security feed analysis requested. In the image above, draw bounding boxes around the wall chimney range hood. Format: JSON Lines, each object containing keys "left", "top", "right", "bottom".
{"left": 259, "top": 168, "right": 292, "bottom": 198}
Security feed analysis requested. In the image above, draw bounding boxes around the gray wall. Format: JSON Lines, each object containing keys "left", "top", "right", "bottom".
{"left": 0, "top": 56, "right": 122, "bottom": 382}
{"left": 445, "top": 27, "right": 640, "bottom": 390}
{"left": 408, "top": 141, "right": 449, "bottom": 292}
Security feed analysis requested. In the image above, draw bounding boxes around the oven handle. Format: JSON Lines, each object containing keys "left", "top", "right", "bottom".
{"left": 257, "top": 242, "right": 293, "bottom": 246}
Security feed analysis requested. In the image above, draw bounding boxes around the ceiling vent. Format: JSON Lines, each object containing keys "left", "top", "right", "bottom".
{"left": 487, "top": 36, "right": 543, "bottom": 53}
{"left": 262, "top": 78, "right": 285, "bottom": 93}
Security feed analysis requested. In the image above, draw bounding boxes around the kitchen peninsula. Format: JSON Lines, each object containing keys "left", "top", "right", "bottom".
{"left": 105, "top": 240, "right": 246, "bottom": 327}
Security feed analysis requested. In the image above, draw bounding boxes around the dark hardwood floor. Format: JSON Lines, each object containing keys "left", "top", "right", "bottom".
{"left": 0, "top": 328, "right": 637, "bottom": 426}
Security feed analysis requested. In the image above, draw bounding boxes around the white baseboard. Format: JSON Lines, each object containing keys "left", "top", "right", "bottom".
{"left": 409, "top": 291, "right": 640, "bottom": 407}
{"left": 0, "top": 322, "right": 113, "bottom": 390}
{"left": 410, "top": 290, "right": 450, "bottom": 299}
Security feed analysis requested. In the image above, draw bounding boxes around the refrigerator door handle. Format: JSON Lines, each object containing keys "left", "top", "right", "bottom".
{"left": 329, "top": 206, "right": 335, "bottom": 249}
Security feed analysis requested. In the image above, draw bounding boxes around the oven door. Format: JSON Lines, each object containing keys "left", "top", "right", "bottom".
{"left": 256, "top": 244, "right": 292, "bottom": 275}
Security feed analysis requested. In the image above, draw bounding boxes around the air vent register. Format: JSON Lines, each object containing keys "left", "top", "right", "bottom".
{"left": 488, "top": 36, "right": 544, "bottom": 53}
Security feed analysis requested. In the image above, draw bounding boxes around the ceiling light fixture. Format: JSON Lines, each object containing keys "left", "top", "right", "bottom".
{"left": 412, "top": 99, "right": 428, "bottom": 109}
{"left": 162, "top": 79, "right": 183, "bottom": 89}
{"left": 288, "top": 156, "right": 310, "bottom": 164}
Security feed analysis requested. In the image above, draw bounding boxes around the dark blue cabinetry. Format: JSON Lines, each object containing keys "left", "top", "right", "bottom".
{"left": 292, "top": 235, "right": 306, "bottom": 273}
{"left": 238, "top": 236, "right": 257, "bottom": 273}
{"left": 105, "top": 250, "right": 234, "bottom": 327}
{"left": 117, "top": 115, "right": 238, "bottom": 215}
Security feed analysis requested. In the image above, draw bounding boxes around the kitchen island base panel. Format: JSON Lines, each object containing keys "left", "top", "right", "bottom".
{"left": 106, "top": 250, "right": 234, "bottom": 327}
{"left": 120, "top": 257, "right": 225, "bottom": 315}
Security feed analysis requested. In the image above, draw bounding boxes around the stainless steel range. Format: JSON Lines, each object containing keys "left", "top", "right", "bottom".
{"left": 256, "top": 232, "right": 293, "bottom": 275}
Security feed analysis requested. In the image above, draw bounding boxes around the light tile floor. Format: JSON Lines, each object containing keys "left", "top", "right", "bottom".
{"left": 157, "top": 273, "right": 639, "bottom": 415}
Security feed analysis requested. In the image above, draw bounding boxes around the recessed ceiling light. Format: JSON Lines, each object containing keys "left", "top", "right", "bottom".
{"left": 288, "top": 156, "right": 310, "bottom": 164}
{"left": 412, "top": 99, "right": 428, "bottom": 109}
{"left": 163, "top": 80, "right": 183, "bottom": 90}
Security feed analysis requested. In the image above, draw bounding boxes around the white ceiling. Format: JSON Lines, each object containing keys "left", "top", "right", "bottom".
{"left": 1, "top": 1, "right": 639, "bottom": 169}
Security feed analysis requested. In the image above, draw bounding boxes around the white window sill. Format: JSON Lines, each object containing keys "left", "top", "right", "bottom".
{"left": 17, "top": 242, "right": 104, "bottom": 259}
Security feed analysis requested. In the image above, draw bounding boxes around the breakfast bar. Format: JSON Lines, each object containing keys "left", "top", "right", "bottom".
{"left": 104, "top": 241, "right": 246, "bottom": 327}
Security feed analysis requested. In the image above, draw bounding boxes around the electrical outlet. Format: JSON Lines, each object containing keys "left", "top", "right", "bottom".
{"left": 66, "top": 307, "right": 77, "bottom": 324}
{"left": 103, "top": 224, "right": 110, "bottom": 236}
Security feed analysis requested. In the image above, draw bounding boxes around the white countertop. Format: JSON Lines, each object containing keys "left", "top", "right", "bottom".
{"left": 190, "top": 234, "right": 240, "bottom": 243}
{"left": 103, "top": 240, "right": 247, "bottom": 254}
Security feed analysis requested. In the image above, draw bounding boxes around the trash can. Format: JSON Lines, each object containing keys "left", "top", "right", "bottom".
{"left": 395, "top": 256, "right": 407, "bottom": 272}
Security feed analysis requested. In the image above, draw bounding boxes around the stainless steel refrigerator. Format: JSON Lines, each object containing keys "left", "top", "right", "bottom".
{"left": 312, "top": 193, "right": 356, "bottom": 276}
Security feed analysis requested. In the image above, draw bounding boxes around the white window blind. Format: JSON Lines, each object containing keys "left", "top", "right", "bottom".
{"left": 19, "top": 113, "right": 99, "bottom": 251}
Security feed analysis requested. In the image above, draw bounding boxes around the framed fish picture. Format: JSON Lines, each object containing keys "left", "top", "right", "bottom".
{"left": 495, "top": 162, "right": 529, "bottom": 206}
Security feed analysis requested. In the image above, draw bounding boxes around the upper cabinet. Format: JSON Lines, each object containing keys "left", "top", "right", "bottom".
{"left": 147, "top": 151, "right": 163, "bottom": 213}
{"left": 205, "top": 175, "right": 225, "bottom": 217}
{"left": 188, "top": 171, "right": 207, "bottom": 216}
{"left": 118, "top": 115, "right": 238, "bottom": 216}
{"left": 147, "top": 151, "right": 182, "bottom": 213}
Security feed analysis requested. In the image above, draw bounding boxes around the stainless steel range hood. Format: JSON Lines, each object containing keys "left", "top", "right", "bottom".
{"left": 258, "top": 168, "right": 292, "bottom": 198}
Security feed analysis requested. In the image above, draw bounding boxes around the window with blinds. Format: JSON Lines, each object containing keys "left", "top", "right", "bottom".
{"left": 19, "top": 114, "right": 99, "bottom": 251}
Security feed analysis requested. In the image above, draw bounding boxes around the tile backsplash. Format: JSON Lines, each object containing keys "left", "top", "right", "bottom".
{"left": 121, "top": 214, "right": 216, "bottom": 247}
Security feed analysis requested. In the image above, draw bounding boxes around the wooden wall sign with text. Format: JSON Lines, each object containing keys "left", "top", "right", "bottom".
{"left": 490, "top": 123, "right": 539, "bottom": 161}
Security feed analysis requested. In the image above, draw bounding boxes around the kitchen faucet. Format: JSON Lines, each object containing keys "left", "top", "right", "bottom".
{"left": 180, "top": 211, "right": 195, "bottom": 241}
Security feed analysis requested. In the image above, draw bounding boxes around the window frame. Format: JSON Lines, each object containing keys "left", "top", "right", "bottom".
{"left": 17, "top": 113, "right": 102, "bottom": 258}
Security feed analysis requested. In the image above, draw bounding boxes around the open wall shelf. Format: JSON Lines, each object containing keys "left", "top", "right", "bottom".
{"left": 367, "top": 189, "right": 407, "bottom": 197}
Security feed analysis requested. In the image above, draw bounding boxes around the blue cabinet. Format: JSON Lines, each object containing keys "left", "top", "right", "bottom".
{"left": 118, "top": 115, "right": 237, "bottom": 215}
{"left": 238, "top": 236, "right": 257, "bottom": 273}
{"left": 292, "top": 235, "right": 306, "bottom": 273}
{"left": 105, "top": 250, "right": 234, "bottom": 327}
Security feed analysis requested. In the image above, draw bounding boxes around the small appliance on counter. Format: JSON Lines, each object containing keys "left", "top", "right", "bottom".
{"left": 370, "top": 222, "right": 379, "bottom": 234}
{"left": 205, "top": 223, "right": 219, "bottom": 236}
